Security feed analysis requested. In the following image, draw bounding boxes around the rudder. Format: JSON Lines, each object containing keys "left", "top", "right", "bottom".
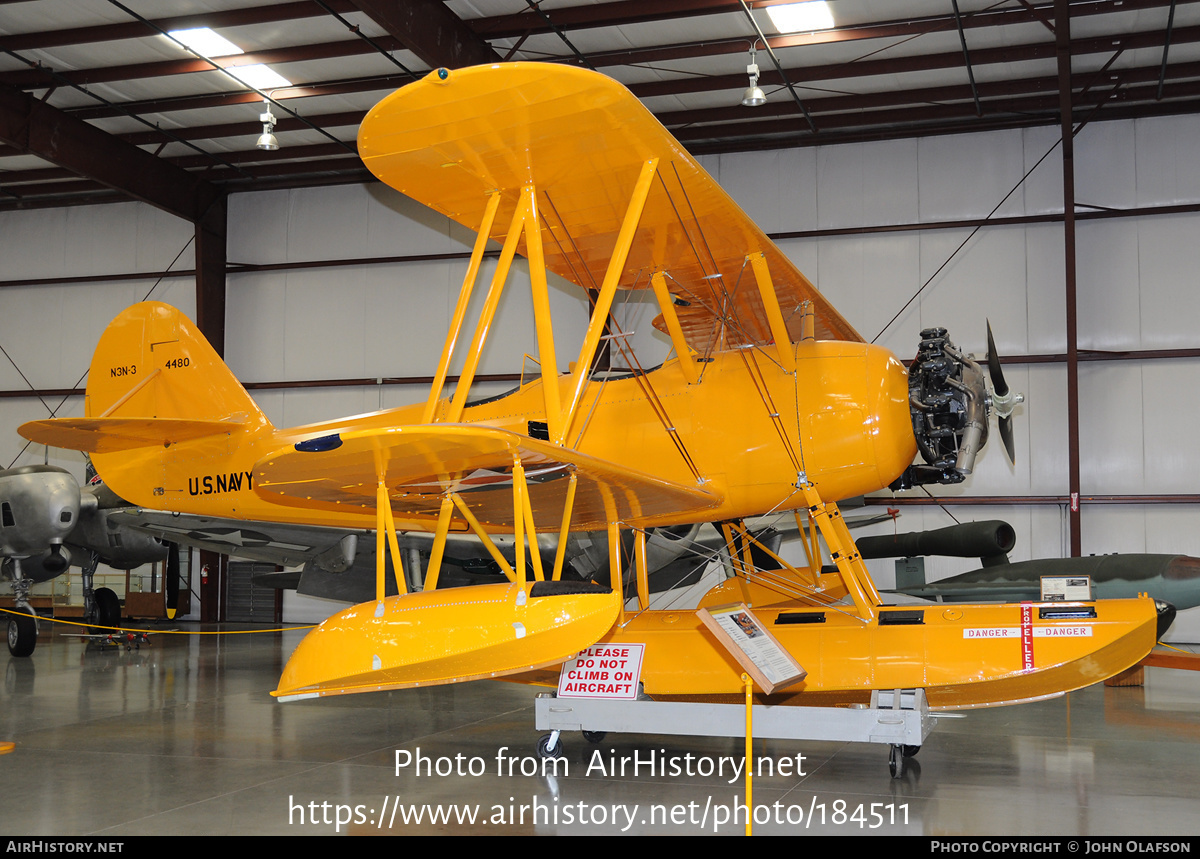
{"left": 86, "top": 301, "right": 269, "bottom": 428}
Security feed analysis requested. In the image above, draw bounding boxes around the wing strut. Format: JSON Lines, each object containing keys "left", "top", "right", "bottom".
{"left": 374, "top": 441, "right": 408, "bottom": 600}
{"left": 650, "top": 271, "right": 699, "bottom": 384}
{"left": 550, "top": 471, "right": 578, "bottom": 582}
{"left": 800, "top": 482, "right": 882, "bottom": 621}
{"left": 557, "top": 158, "right": 660, "bottom": 445}
{"left": 748, "top": 252, "right": 796, "bottom": 372}
{"left": 423, "top": 190, "right": 501, "bottom": 424}
{"left": 421, "top": 495, "right": 456, "bottom": 591}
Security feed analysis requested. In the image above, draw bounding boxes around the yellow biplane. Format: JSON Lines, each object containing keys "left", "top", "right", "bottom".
{"left": 21, "top": 64, "right": 1164, "bottom": 712}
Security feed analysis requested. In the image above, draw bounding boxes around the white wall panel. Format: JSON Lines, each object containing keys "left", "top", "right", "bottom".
{"left": 281, "top": 265, "right": 369, "bottom": 380}
{"left": 811, "top": 232, "right": 920, "bottom": 350}
{"left": 364, "top": 184, "right": 468, "bottom": 257}
{"left": 0, "top": 208, "right": 68, "bottom": 280}
{"left": 226, "top": 270, "right": 288, "bottom": 382}
{"left": 228, "top": 189, "right": 290, "bottom": 265}
{"left": 1028, "top": 501, "right": 1071, "bottom": 560}
{"left": 1024, "top": 222, "right": 1067, "bottom": 354}
{"left": 284, "top": 183, "right": 371, "bottom": 262}
{"left": 1139, "top": 360, "right": 1200, "bottom": 493}
{"left": 272, "top": 386, "right": 390, "bottom": 430}
{"left": 1076, "top": 218, "right": 1141, "bottom": 351}
{"left": 1079, "top": 361, "right": 1145, "bottom": 495}
{"left": 362, "top": 259, "right": 458, "bottom": 376}
{"left": 915, "top": 225, "right": 1029, "bottom": 353}
{"left": 1136, "top": 213, "right": 1200, "bottom": 348}
{"left": 1134, "top": 114, "right": 1200, "bottom": 206}
{"left": 917, "top": 129, "right": 1028, "bottom": 221}
{"left": 1024, "top": 365, "right": 1070, "bottom": 496}
{"left": 1074, "top": 119, "right": 1137, "bottom": 210}
{"left": 816, "top": 137, "right": 919, "bottom": 230}
{"left": 1072, "top": 357, "right": 1200, "bottom": 498}
{"left": 715, "top": 147, "right": 817, "bottom": 234}
{"left": 775, "top": 236, "right": 821, "bottom": 292}
{"left": 1020, "top": 124, "right": 1065, "bottom": 216}
{"left": 1082, "top": 505, "right": 1149, "bottom": 555}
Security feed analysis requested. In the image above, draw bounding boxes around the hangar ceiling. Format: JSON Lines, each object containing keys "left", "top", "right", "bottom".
{"left": 0, "top": 0, "right": 1196, "bottom": 213}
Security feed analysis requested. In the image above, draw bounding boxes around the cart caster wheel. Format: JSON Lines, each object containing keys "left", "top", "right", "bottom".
{"left": 889, "top": 744, "right": 904, "bottom": 778}
{"left": 902, "top": 744, "right": 920, "bottom": 758}
{"left": 582, "top": 731, "right": 606, "bottom": 744}
{"left": 537, "top": 734, "right": 563, "bottom": 760}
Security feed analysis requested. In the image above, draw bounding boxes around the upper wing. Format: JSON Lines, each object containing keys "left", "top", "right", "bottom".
{"left": 358, "top": 63, "right": 862, "bottom": 350}
{"left": 253, "top": 424, "right": 720, "bottom": 530}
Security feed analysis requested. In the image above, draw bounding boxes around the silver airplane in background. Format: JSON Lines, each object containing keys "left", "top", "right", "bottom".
{"left": 2, "top": 464, "right": 168, "bottom": 657}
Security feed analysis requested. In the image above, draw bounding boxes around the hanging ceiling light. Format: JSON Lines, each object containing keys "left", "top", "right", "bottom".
{"left": 256, "top": 98, "right": 279, "bottom": 151}
{"left": 742, "top": 47, "right": 766, "bottom": 107}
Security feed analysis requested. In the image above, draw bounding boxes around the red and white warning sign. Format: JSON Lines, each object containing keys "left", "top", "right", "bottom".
{"left": 557, "top": 643, "right": 645, "bottom": 699}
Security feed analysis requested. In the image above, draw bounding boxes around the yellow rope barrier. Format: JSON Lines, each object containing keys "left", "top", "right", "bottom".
{"left": 0, "top": 606, "right": 315, "bottom": 635}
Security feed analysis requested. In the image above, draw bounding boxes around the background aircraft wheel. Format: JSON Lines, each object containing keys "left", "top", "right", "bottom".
{"left": 92, "top": 588, "right": 120, "bottom": 633}
{"left": 582, "top": 731, "right": 606, "bottom": 744}
{"left": 902, "top": 744, "right": 920, "bottom": 758}
{"left": 536, "top": 734, "right": 563, "bottom": 760}
{"left": 888, "top": 744, "right": 904, "bottom": 778}
{"left": 7, "top": 610, "right": 37, "bottom": 658}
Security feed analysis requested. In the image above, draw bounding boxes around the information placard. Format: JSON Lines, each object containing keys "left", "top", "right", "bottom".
{"left": 697, "top": 604, "right": 806, "bottom": 694}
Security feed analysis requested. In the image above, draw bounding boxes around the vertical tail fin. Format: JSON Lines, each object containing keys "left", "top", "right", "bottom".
{"left": 19, "top": 302, "right": 271, "bottom": 455}
{"left": 86, "top": 301, "right": 269, "bottom": 428}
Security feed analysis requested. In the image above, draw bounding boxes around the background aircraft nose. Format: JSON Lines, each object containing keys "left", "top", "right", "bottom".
{"left": 1155, "top": 599, "right": 1177, "bottom": 638}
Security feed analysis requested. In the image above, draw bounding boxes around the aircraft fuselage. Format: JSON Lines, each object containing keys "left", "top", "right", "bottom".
{"left": 91, "top": 339, "right": 915, "bottom": 533}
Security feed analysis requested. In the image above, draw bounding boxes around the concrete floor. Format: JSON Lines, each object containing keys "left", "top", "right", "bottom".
{"left": 2, "top": 619, "right": 1199, "bottom": 837}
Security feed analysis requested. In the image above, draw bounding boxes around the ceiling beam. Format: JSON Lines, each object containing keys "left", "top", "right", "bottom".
{"left": 0, "top": 1, "right": 357, "bottom": 52}
{"left": 0, "top": 82, "right": 220, "bottom": 221}
{"left": 475, "top": 0, "right": 1182, "bottom": 42}
{"left": 25, "top": 16, "right": 1198, "bottom": 132}
{"left": 63, "top": 74, "right": 411, "bottom": 122}
{"left": 0, "top": 36, "right": 406, "bottom": 89}
{"left": 580, "top": 0, "right": 1185, "bottom": 68}
{"left": 345, "top": 0, "right": 499, "bottom": 69}
{"left": 12, "top": 6, "right": 1181, "bottom": 101}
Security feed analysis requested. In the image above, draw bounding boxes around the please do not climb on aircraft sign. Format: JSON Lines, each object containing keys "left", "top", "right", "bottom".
{"left": 557, "top": 644, "right": 646, "bottom": 699}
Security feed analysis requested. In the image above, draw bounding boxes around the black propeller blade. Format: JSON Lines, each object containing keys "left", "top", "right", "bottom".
{"left": 986, "top": 320, "right": 1019, "bottom": 465}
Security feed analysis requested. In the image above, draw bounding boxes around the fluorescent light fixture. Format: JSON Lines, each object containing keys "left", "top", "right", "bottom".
{"left": 166, "top": 27, "right": 292, "bottom": 90}
{"left": 228, "top": 64, "right": 292, "bottom": 90}
{"left": 766, "top": 1, "right": 835, "bottom": 33}
{"left": 167, "top": 27, "right": 242, "bottom": 58}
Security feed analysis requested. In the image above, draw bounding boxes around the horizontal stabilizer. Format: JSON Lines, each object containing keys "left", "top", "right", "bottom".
{"left": 254, "top": 424, "right": 720, "bottom": 530}
{"left": 20, "top": 417, "right": 245, "bottom": 453}
{"left": 273, "top": 581, "right": 620, "bottom": 699}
